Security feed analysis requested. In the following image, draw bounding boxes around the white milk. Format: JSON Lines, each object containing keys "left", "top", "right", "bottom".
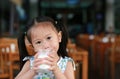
{"left": 37, "top": 50, "right": 50, "bottom": 72}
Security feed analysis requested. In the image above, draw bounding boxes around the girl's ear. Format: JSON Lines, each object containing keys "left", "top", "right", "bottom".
{"left": 25, "top": 37, "right": 35, "bottom": 55}
{"left": 26, "top": 44, "right": 35, "bottom": 55}
{"left": 58, "top": 31, "right": 62, "bottom": 42}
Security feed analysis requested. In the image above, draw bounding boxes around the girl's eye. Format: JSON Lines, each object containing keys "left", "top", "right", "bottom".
{"left": 47, "top": 36, "right": 51, "bottom": 40}
{"left": 36, "top": 41, "right": 41, "bottom": 44}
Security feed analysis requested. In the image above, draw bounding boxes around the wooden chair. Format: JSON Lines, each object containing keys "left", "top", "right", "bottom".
{"left": 67, "top": 43, "right": 88, "bottom": 79}
{"left": 76, "top": 34, "right": 91, "bottom": 50}
{"left": 0, "top": 44, "right": 10, "bottom": 79}
{"left": 109, "top": 37, "right": 120, "bottom": 79}
{"left": 0, "top": 37, "right": 19, "bottom": 54}
{"left": 0, "top": 37, "right": 20, "bottom": 79}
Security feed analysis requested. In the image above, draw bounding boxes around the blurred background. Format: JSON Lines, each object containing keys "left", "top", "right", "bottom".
{"left": 0, "top": 0, "right": 118, "bottom": 39}
{"left": 0, "top": 0, "right": 120, "bottom": 79}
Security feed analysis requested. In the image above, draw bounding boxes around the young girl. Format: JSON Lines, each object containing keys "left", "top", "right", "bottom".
{"left": 15, "top": 16, "right": 75, "bottom": 79}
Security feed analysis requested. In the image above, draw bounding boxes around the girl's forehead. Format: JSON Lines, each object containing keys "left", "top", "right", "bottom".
{"left": 32, "top": 22, "right": 55, "bottom": 31}
{"left": 30, "top": 22, "right": 57, "bottom": 37}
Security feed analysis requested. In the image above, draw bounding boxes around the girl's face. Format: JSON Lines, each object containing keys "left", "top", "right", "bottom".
{"left": 30, "top": 22, "right": 62, "bottom": 56}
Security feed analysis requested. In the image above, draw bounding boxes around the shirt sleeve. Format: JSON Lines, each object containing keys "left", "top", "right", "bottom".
{"left": 68, "top": 57, "right": 76, "bottom": 71}
{"left": 23, "top": 56, "right": 34, "bottom": 69}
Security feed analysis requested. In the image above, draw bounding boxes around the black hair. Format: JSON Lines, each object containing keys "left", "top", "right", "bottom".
{"left": 17, "top": 32, "right": 28, "bottom": 70}
{"left": 17, "top": 16, "right": 69, "bottom": 70}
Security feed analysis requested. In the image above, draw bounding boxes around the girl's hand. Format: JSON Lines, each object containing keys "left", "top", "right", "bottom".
{"left": 31, "top": 53, "right": 44, "bottom": 73}
{"left": 31, "top": 51, "right": 59, "bottom": 73}
{"left": 46, "top": 54, "right": 59, "bottom": 71}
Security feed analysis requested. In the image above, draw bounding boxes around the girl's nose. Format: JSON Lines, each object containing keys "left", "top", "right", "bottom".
{"left": 43, "top": 41, "right": 50, "bottom": 49}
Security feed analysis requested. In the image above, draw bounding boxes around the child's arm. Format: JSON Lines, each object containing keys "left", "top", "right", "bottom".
{"left": 15, "top": 61, "right": 36, "bottom": 79}
{"left": 47, "top": 54, "right": 75, "bottom": 79}
{"left": 53, "top": 61, "right": 75, "bottom": 79}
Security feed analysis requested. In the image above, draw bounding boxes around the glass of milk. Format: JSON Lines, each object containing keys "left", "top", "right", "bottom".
{"left": 37, "top": 49, "right": 50, "bottom": 72}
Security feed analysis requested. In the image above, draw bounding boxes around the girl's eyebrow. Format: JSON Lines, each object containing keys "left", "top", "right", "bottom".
{"left": 43, "top": 33, "right": 52, "bottom": 37}
{"left": 45, "top": 33, "right": 51, "bottom": 36}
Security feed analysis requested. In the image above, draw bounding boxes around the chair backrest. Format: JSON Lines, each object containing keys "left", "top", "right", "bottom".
{"left": 76, "top": 34, "right": 90, "bottom": 50}
{"left": 67, "top": 43, "right": 88, "bottom": 79}
{"left": 0, "top": 37, "right": 18, "bottom": 53}
{"left": 0, "top": 44, "right": 10, "bottom": 78}
{"left": 0, "top": 37, "right": 20, "bottom": 79}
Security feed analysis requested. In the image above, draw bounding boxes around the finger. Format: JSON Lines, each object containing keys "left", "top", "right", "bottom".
{"left": 44, "top": 56, "right": 54, "bottom": 62}
{"left": 34, "top": 52, "right": 39, "bottom": 58}
{"left": 33, "top": 58, "right": 44, "bottom": 67}
{"left": 48, "top": 54, "right": 55, "bottom": 58}
{"left": 48, "top": 64, "right": 58, "bottom": 71}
